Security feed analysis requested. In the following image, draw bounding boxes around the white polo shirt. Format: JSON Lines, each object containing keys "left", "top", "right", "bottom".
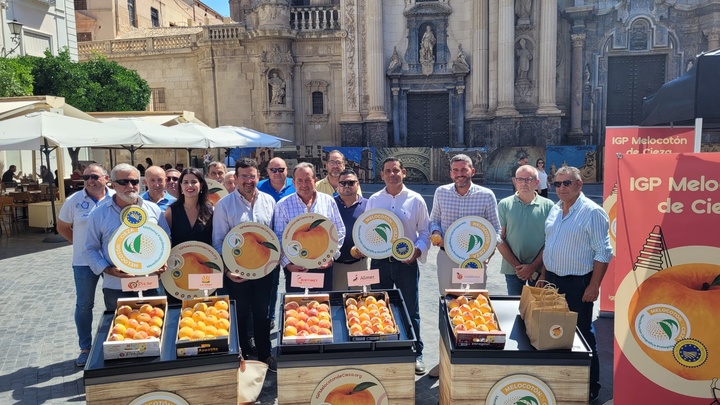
{"left": 58, "top": 187, "right": 115, "bottom": 266}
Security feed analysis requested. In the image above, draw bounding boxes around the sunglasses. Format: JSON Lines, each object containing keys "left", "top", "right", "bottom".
{"left": 339, "top": 180, "right": 357, "bottom": 187}
{"left": 166, "top": 176, "right": 179, "bottom": 182}
{"left": 553, "top": 180, "right": 575, "bottom": 188}
{"left": 269, "top": 167, "right": 286, "bottom": 173}
{"left": 114, "top": 179, "right": 140, "bottom": 186}
{"left": 82, "top": 174, "right": 101, "bottom": 181}
{"left": 538, "top": 161, "right": 544, "bottom": 165}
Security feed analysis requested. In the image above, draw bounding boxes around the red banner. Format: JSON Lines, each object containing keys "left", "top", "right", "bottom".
{"left": 613, "top": 152, "right": 720, "bottom": 404}
{"left": 600, "top": 127, "right": 695, "bottom": 313}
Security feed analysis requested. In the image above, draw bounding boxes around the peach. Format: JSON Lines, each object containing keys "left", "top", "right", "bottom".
{"left": 216, "top": 310, "right": 229, "bottom": 320}
{"left": 193, "top": 302, "right": 208, "bottom": 312}
{"left": 114, "top": 314, "right": 129, "bottom": 326}
{"left": 108, "top": 333, "right": 125, "bottom": 341}
{"left": 214, "top": 300, "right": 229, "bottom": 311}
{"left": 133, "top": 331, "right": 149, "bottom": 340}
{"left": 139, "top": 304, "right": 153, "bottom": 314}
{"left": 284, "top": 325, "right": 298, "bottom": 336}
{"left": 284, "top": 301, "right": 299, "bottom": 311}
{"left": 116, "top": 305, "right": 133, "bottom": 316}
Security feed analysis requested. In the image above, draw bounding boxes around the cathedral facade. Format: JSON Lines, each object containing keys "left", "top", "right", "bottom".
{"left": 78, "top": 0, "right": 720, "bottom": 150}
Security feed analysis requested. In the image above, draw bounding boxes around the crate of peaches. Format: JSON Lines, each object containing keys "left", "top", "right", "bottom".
{"left": 344, "top": 292, "right": 400, "bottom": 341}
{"left": 445, "top": 290, "right": 506, "bottom": 349}
{"left": 175, "top": 296, "right": 231, "bottom": 357}
{"left": 282, "top": 294, "right": 333, "bottom": 345}
{"left": 103, "top": 297, "right": 167, "bottom": 360}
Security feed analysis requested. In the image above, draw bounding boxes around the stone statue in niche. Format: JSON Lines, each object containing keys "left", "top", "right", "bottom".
{"left": 387, "top": 46, "right": 402, "bottom": 74}
{"left": 269, "top": 72, "right": 285, "bottom": 105}
{"left": 516, "top": 39, "right": 532, "bottom": 81}
{"left": 584, "top": 64, "right": 591, "bottom": 85}
{"left": 686, "top": 59, "right": 694, "bottom": 71}
{"left": 515, "top": 0, "right": 532, "bottom": 25}
{"left": 452, "top": 43, "right": 470, "bottom": 72}
{"left": 420, "top": 26, "right": 436, "bottom": 76}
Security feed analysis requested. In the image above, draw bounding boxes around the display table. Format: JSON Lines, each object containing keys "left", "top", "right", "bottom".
{"left": 277, "top": 290, "right": 417, "bottom": 404}
{"left": 84, "top": 304, "right": 240, "bottom": 405}
{"left": 439, "top": 296, "right": 592, "bottom": 404}
{"left": 28, "top": 201, "right": 62, "bottom": 229}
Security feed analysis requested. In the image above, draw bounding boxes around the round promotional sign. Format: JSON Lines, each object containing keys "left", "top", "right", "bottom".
{"left": 352, "top": 208, "right": 404, "bottom": 259}
{"left": 310, "top": 368, "right": 389, "bottom": 405}
{"left": 128, "top": 391, "right": 190, "bottom": 405}
{"left": 162, "top": 241, "right": 223, "bottom": 299}
{"left": 282, "top": 213, "right": 338, "bottom": 268}
{"left": 223, "top": 222, "right": 280, "bottom": 279}
{"left": 444, "top": 216, "right": 497, "bottom": 265}
{"left": 486, "top": 374, "right": 556, "bottom": 405}
{"left": 108, "top": 222, "right": 171, "bottom": 276}
{"left": 205, "top": 178, "right": 228, "bottom": 207}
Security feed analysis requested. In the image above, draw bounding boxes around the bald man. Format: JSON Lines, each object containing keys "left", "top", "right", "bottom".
{"left": 142, "top": 165, "right": 176, "bottom": 211}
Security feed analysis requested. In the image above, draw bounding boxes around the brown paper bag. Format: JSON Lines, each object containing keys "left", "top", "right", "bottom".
{"left": 525, "top": 305, "right": 578, "bottom": 350}
{"left": 519, "top": 284, "right": 562, "bottom": 320}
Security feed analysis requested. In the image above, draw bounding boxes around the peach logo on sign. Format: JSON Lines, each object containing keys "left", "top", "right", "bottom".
{"left": 310, "top": 368, "right": 388, "bottom": 405}
{"left": 486, "top": 374, "right": 555, "bottom": 405}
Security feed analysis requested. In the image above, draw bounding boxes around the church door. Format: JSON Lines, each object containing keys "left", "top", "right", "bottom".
{"left": 606, "top": 54, "right": 666, "bottom": 126}
{"left": 406, "top": 93, "right": 449, "bottom": 147}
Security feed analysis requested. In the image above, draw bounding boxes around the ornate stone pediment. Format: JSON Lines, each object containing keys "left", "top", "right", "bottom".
{"left": 404, "top": 3, "right": 452, "bottom": 16}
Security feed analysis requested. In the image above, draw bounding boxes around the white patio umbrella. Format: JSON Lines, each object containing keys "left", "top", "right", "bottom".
{"left": 173, "top": 122, "right": 249, "bottom": 148}
{"left": 218, "top": 126, "right": 291, "bottom": 147}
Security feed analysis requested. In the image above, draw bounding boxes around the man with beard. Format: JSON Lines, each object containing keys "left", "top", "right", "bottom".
{"left": 366, "top": 157, "right": 430, "bottom": 375}
{"left": 82, "top": 163, "right": 170, "bottom": 310}
{"left": 274, "top": 162, "right": 345, "bottom": 292}
{"left": 142, "top": 165, "right": 176, "bottom": 212}
{"left": 2, "top": 164, "right": 22, "bottom": 187}
{"left": 57, "top": 164, "right": 115, "bottom": 367}
{"left": 316, "top": 150, "right": 362, "bottom": 197}
{"left": 213, "top": 158, "right": 277, "bottom": 371}
{"left": 164, "top": 168, "right": 181, "bottom": 199}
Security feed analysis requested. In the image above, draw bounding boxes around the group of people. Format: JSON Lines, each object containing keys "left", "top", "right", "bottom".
{"left": 58, "top": 152, "right": 610, "bottom": 402}
{"left": 2, "top": 164, "right": 54, "bottom": 187}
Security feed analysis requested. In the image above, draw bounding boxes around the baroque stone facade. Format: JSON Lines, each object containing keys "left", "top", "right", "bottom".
{"left": 77, "top": 0, "right": 720, "bottom": 150}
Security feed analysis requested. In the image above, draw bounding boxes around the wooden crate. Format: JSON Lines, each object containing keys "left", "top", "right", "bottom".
{"left": 86, "top": 368, "right": 237, "bottom": 405}
{"left": 278, "top": 362, "right": 415, "bottom": 404}
{"left": 438, "top": 341, "right": 589, "bottom": 404}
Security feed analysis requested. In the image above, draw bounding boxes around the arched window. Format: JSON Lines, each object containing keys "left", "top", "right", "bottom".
{"left": 312, "top": 91, "right": 324, "bottom": 114}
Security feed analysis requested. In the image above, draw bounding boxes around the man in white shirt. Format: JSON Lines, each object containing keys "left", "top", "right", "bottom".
{"left": 366, "top": 157, "right": 430, "bottom": 375}
{"left": 57, "top": 164, "right": 115, "bottom": 367}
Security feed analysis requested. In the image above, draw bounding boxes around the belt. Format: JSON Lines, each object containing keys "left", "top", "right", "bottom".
{"left": 336, "top": 258, "right": 361, "bottom": 265}
{"left": 547, "top": 271, "right": 592, "bottom": 279}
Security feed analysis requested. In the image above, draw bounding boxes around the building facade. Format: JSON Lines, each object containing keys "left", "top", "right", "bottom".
{"left": 77, "top": 0, "right": 720, "bottom": 150}
{"left": 2, "top": 0, "right": 78, "bottom": 60}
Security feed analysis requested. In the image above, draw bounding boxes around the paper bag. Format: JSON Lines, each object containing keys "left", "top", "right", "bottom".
{"left": 238, "top": 359, "right": 268, "bottom": 404}
{"left": 519, "top": 284, "right": 562, "bottom": 320}
{"left": 525, "top": 305, "right": 578, "bottom": 350}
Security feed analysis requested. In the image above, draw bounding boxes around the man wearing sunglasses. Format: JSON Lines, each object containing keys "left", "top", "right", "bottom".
{"left": 332, "top": 169, "right": 369, "bottom": 290}
{"left": 57, "top": 164, "right": 115, "bottom": 367}
{"left": 142, "top": 166, "right": 176, "bottom": 212}
{"left": 538, "top": 166, "right": 612, "bottom": 403}
{"left": 164, "top": 168, "right": 181, "bottom": 199}
{"left": 316, "top": 150, "right": 362, "bottom": 197}
{"left": 83, "top": 163, "right": 170, "bottom": 311}
{"left": 496, "top": 165, "right": 554, "bottom": 296}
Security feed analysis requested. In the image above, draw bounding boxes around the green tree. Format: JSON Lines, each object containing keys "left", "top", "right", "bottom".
{"left": 0, "top": 57, "right": 34, "bottom": 97}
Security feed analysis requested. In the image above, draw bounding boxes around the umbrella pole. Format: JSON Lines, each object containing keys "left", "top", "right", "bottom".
{"left": 109, "top": 148, "right": 114, "bottom": 168}
{"left": 42, "top": 139, "right": 66, "bottom": 243}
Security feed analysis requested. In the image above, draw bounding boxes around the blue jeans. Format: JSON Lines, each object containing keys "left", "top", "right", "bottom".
{"left": 545, "top": 271, "right": 600, "bottom": 395}
{"left": 225, "top": 269, "right": 276, "bottom": 360}
{"left": 505, "top": 274, "right": 536, "bottom": 296}
{"left": 370, "top": 259, "right": 423, "bottom": 355}
{"left": 73, "top": 266, "right": 101, "bottom": 351}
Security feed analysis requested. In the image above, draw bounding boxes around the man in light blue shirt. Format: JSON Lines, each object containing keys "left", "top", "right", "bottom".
{"left": 539, "top": 166, "right": 612, "bottom": 403}
{"left": 83, "top": 163, "right": 170, "bottom": 311}
{"left": 141, "top": 165, "right": 176, "bottom": 211}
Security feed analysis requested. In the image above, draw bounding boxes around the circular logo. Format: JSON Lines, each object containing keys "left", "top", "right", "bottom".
{"left": 108, "top": 222, "right": 171, "bottom": 276}
{"left": 128, "top": 391, "right": 190, "bottom": 405}
{"left": 120, "top": 205, "right": 147, "bottom": 228}
{"left": 161, "top": 241, "right": 223, "bottom": 299}
{"left": 673, "top": 338, "right": 708, "bottom": 368}
{"left": 310, "top": 368, "right": 389, "bottom": 405}
{"left": 222, "top": 222, "right": 280, "bottom": 279}
{"left": 205, "top": 178, "right": 228, "bottom": 207}
{"left": 633, "top": 304, "right": 691, "bottom": 351}
{"left": 460, "top": 258, "right": 483, "bottom": 269}
{"left": 282, "top": 213, "right": 338, "bottom": 268}
{"left": 352, "top": 209, "right": 404, "bottom": 259}
{"left": 549, "top": 325, "right": 564, "bottom": 339}
{"left": 391, "top": 237, "right": 414, "bottom": 261}
{"left": 444, "top": 216, "right": 497, "bottom": 265}
{"left": 486, "top": 374, "right": 556, "bottom": 405}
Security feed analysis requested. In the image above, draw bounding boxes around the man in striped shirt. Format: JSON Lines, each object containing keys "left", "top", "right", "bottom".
{"left": 539, "top": 166, "right": 612, "bottom": 404}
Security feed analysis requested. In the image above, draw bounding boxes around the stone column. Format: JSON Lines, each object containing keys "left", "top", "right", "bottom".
{"left": 392, "top": 85, "right": 400, "bottom": 145}
{"left": 471, "top": 0, "right": 489, "bottom": 116}
{"left": 366, "top": 0, "right": 387, "bottom": 121}
{"left": 488, "top": 0, "right": 498, "bottom": 111}
{"left": 569, "top": 33, "right": 585, "bottom": 135}
{"left": 496, "top": 0, "right": 518, "bottom": 116}
{"left": 705, "top": 29, "right": 720, "bottom": 51}
{"left": 457, "top": 85, "right": 466, "bottom": 145}
{"left": 536, "top": 0, "right": 561, "bottom": 115}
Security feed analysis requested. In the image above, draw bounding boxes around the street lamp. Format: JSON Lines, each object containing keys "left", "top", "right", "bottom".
{"left": 1, "top": 19, "right": 23, "bottom": 57}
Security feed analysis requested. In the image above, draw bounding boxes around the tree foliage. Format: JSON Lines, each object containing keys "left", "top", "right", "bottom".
{"left": 0, "top": 57, "right": 34, "bottom": 97}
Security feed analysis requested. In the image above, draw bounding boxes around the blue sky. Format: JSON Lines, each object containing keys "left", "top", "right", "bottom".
{"left": 203, "top": 0, "right": 230, "bottom": 17}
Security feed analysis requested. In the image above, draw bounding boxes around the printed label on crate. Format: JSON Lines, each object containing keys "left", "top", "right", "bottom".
{"left": 121, "top": 275, "right": 159, "bottom": 292}
{"left": 291, "top": 272, "right": 325, "bottom": 289}
{"left": 108, "top": 222, "right": 171, "bottom": 276}
{"left": 162, "top": 241, "right": 223, "bottom": 299}
{"left": 205, "top": 179, "right": 228, "bottom": 208}
{"left": 451, "top": 268, "right": 485, "bottom": 285}
{"left": 310, "top": 368, "right": 389, "bottom": 405}
{"left": 444, "top": 216, "right": 497, "bottom": 265}
{"left": 128, "top": 391, "right": 190, "bottom": 405}
{"left": 352, "top": 208, "right": 404, "bottom": 259}
{"left": 188, "top": 272, "right": 223, "bottom": 289}
{"left": 486, "top": 374, "right": 556, "bottom": 405}
{"left": 347, "top": 269, "right": 380, "bottom": 287}
{"left": 222, "top": 222, "right": 280, "bottom": 279}
{"left": 282, "top": 213, "right": 339, "bottom": 268}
